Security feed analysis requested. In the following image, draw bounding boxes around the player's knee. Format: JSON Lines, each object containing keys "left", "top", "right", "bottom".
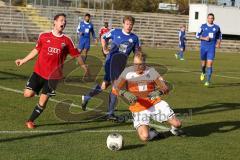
{"left": 139, "top": 131, "right": 149, "bottom": 142}
{"left": 172, "top": 118, "right": 182, "bottom": 128}
{"left": 23, "top": 91, "right": 34, "bottom": 98}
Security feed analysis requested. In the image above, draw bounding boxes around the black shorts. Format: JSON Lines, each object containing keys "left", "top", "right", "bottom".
{"left": 25, "top": 72, "right": 58, "bottom": 96}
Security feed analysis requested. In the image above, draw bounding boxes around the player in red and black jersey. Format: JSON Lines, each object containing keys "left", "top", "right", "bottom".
{"left": 15, "top": 13, "right": 88, "bottom": 129}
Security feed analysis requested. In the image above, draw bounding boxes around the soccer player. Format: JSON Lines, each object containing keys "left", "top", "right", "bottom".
{"left": 196, "top": 13, "right": 222, "bottom": 86}
{"left": 81, "top": 15, "right": 141, "bottom": 120}
{"left": 77, "top": 13, "right": 97, "bottom": 62}
{"left": 15, "top": 13, "right": 88, "bottom": 129}
{"left": 99, "top": 22, "right": 110, "bottom": 57}
{"left": 175, "top": 24, "right": 186, "bottom": 60}
{"left": 116, "top": 53, "right": 184, "bottom": 142}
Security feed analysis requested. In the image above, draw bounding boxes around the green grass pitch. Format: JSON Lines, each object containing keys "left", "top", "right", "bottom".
{"left": 0, "top": 42, "right": 240, "bottom": 160}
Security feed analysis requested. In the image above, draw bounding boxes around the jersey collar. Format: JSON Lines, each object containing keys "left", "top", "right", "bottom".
{"left": 122, "top": 29, "right": 131, "bottom": 35}
{"left": 84, "top": 21, "right": 90, "bottom": 24}
{"left": 207, "top": 23, "right": 214, "bottom": 27}
{"left": 52, "top": 30, "right": 64, "bottom": 37}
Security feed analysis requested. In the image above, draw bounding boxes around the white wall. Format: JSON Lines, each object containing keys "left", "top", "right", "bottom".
{"left": 188, "top": 4, "right": 208, "bottom": 33}
{"left": 189, "top": 4, "right": 240, "bottom": 35}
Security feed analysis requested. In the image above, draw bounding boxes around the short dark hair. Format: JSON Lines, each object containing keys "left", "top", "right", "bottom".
{"left": 85, "top": 13, "right": 91, "bottom": 17}
{"left": 123, "top": 15, "right": 135, "bottom": 24}
{"left": 207, "top": 13, "right": 215, "bottom": 18}
{"left": 54, "top": 13, "right": 66, "bottom": 20}
{"left": 134, "top": 51, "right": 147, "bottom": 62}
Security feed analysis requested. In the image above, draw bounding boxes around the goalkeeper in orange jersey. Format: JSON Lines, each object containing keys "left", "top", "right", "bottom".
{"left": 115, "top": 53, "right": 185, "bottom": 142}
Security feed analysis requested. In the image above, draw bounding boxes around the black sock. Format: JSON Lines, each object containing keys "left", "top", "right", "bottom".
{"left": 28, "top": 104, "right": 44, "bottom": 122}
{"left": 202, "top": 66, "right": 206, "bottom": 74}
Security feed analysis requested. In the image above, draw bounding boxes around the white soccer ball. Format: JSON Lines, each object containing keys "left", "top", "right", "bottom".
{"left": 106, "top": 133, "right": 124, "bottom": 151}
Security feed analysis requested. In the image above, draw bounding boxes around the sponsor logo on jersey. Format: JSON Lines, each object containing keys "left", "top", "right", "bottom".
{"left": 61, "top": 43, "right": 66, "bottom": 49}
{"left": 48, "top": 47, "right": 61, "bottom": 55}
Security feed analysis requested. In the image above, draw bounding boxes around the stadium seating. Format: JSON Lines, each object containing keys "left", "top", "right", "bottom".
{"left": 0, "top": 5, "right": 239, "bottom": 52}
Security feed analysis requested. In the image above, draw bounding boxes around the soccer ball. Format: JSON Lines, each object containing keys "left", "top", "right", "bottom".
{"left": 106, "top": 133, "right": 124, "bottom": 151}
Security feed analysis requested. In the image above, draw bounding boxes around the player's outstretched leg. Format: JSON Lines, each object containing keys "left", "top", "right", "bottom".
{"left": 137, "top": 125, "right": 163, "bottom": 142}
{"left": 105, "top": 91, "right": 118, "bottom": 121}
{"left": 82, "top": 84, "right": 102, "bottom": 111}
{"left": 26, "top": 94, "right": 49, "bottom": 129}
{"left": 168, "top": 116, "right": 185, "bottom": 136}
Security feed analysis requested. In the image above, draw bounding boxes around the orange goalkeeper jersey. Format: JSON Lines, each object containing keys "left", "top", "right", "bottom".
{"left": 117, "top": 66, "right": 162, "bottom": 112}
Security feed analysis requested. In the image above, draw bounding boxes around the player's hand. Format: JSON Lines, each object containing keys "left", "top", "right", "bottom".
{"left": 103, "top": 47, "right": 110, "bottom": 55}
{"left": 82, "top": 64, "right": 89, "bottom": 76}
{"left": 15, "top": 59, "right": 24, "bottom": 66}
{"left": 148, "top": 90, "right": 163, "bottom": 100}
{"left": 204, "top": 36, "right": 210, "bottom": 41}
{"left": 216, "top": 43, "right": 221, "bottom": 48}
{"left": 94, "top": 39, "right": 98, "bottom": 45}
{"left": 119, "top": 90, "right": 137, "bottom": 104}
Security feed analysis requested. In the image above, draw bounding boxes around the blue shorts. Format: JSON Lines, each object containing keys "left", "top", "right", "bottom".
{"left": 78, "top": 37, "right": 90, "bottom": 50}
{"left": 104, "top": 53, "right": 127, "bottom": 82}
{"left": 200, "top": 46, "right": 216, "bottom": 61}
{"left": 179, "top": 41, "right": 185, "bottom": 51}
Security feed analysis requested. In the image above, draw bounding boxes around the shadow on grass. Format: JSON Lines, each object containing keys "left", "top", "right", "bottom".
{"left": 183, "top": 121, "right": 240, "bottom": 137}
{"left": 121, "top": 144, "right": 145, "bottom": 151}
{"left": 175, "top": 103, "right": 240, "bottom": 116}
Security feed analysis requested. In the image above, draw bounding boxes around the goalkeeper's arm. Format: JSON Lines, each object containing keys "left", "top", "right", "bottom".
{"left": 154, "top": 76, "right": 169, "bottom": 94}
{"left": 114, "top": 78, "right": 137, "bottom": 104}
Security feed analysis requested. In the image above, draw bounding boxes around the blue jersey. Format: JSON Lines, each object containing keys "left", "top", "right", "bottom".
{"left": 196, "top": 23, "right": 222, "bottom": 47}
{"left": 102, "top": 28, "right": 140, "bottom": 61}
{"left": 179, "top": 30, "right": 186, "bottom": 47}
{"left": 102, "top": 28, "right": 140, "bottom": 82}
{"left": 77, "top": 21, "right": 96, "bottom": 39}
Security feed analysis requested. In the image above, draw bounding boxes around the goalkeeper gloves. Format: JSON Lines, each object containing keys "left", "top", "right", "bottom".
{"left": 148, "top": 90, "right": 163, "bottom": 100}
{"left": 119, "top": 90, "right": 137, "bottom": 104}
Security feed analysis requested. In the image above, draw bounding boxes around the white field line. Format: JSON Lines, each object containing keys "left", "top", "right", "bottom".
{"left": 0, "top": 84, "right": 170, "bottom": 134}
{"left": 168, "top": 68, "right": 240, "bottom": 80}
{"left": 0, "top": 85, "right": 100, "bottom": 112}
{"left": 0, "top": 126, "right": 170, "bottom": 134}
{"left": 0, "top": 130, "right": 136, "bottom": 134}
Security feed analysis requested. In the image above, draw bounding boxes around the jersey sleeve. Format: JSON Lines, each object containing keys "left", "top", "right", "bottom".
{"left": 91, "top": 24, "right": 96, "bottom": 39}
{"left": 216, "top": 26, "right": 222, "bottom": 40}
{"left": 149, "top": 67, "right": 161, "bottom": 81}
{"left": 35, "top": 33, "right": 43, "bottom": 52}
{"left": 102, "top": 29, "right": 115, "bottom": 40}
{"left": 196, "top": 25, "right": 203, "bottom": 39}
{"left": 67, "top": 37, "right": 80, "bottom": 57}
{"left": 76, "top": 22, "right": 81, "bottom": 33}
{"left": 119, "top": 67, "right": 130, "bottom": 80}
{"left": 77, "top": 21, "right": 84, "bottom": 33}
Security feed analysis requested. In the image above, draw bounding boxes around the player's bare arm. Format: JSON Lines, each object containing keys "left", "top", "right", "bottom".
{"left": 101, "top": 37, "right": 109, "bottom": 54}
{"left": 76, "top": 55, "right": 89, "bottom": 76}
{"left": 15, "top": 49, "right": 38, "bottom": 66}
{"left": 154, "top": 77, "right": 169, "bottom": 94}
{"left": 216, "top": 39, "right": 221, "bottom": 48}
{"left": 200, "top": 36, "right": 210, "bottom": 41}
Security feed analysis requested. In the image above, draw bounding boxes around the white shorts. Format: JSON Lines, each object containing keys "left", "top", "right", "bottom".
{"left": 132, "top": 100, "right": 175, "bottom": 129}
